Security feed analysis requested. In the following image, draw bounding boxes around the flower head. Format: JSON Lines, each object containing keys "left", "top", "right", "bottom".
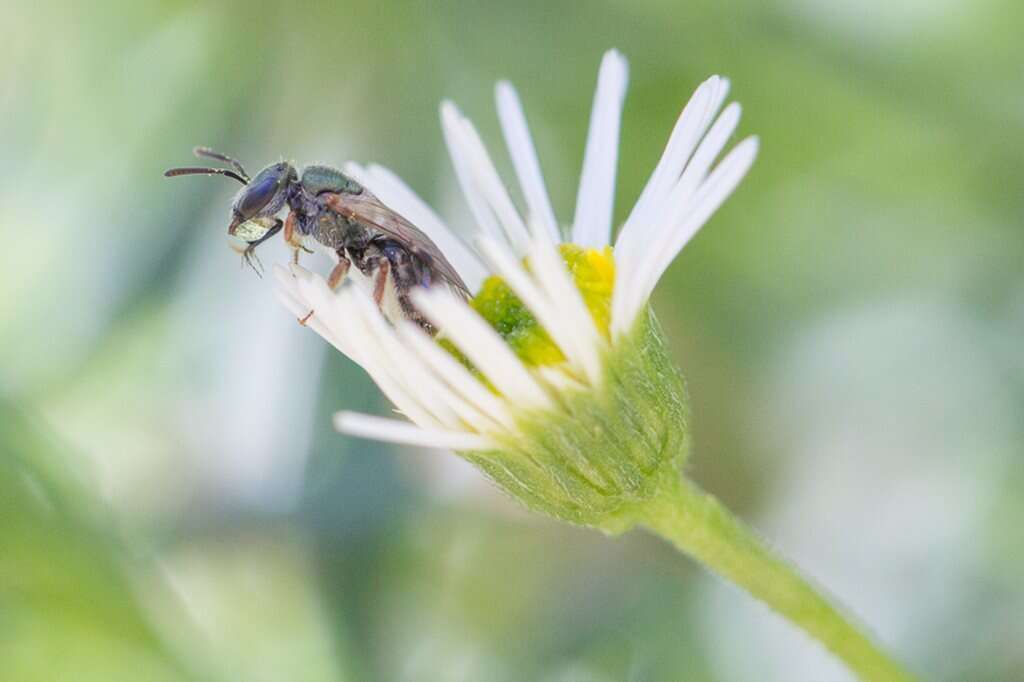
{"left": 275, "top": 50, "right": 757, "bottom": 531}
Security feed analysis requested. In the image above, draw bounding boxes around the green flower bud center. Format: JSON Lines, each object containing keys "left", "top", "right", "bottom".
{"left": 463, "top": 244, "right": 615, "bottom": 366}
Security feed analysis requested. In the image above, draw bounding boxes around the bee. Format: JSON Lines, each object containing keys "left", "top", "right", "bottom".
{"left": 165, "top": 147, "right": 470, "bottom": 333}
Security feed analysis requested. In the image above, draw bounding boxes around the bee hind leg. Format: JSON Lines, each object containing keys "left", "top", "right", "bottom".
{"left": 372, "top": 260, "right": 390, "bottom": 306}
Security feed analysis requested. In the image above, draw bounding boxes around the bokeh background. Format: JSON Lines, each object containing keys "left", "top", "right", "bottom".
{"left": 2, "top": 1, "right": 1022, "bottom": 680}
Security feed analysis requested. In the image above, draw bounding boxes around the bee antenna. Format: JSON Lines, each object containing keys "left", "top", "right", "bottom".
{"left": 193, "top": 147, "right": 250, "bottom": 182}
{"left": 163, "top": 166, "right": 249, "bottom": 185}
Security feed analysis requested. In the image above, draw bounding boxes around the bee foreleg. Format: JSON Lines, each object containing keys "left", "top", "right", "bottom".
{"left": 241, "top": 218, "right": 283, "bottom": 276}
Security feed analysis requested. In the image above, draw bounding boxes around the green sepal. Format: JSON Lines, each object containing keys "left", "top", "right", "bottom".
{"left": 458, "top": 308, "right": 689, "bottom": 533}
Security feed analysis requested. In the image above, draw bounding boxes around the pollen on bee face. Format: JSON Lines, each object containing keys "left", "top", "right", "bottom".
{"left": 232, "top": 217, "right": 275, "bottom": 242}
{"left": 457, "top": 245, "right": 616, "bottom": 368}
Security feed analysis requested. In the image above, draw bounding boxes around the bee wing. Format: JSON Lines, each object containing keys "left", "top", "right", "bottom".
{"left": 323, "top": 190, "right": 472, "bottom": 298}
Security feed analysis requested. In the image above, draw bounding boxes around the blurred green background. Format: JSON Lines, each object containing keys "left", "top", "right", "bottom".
{"left": 2, "top": 1, "right": 1022, "bottom": 680}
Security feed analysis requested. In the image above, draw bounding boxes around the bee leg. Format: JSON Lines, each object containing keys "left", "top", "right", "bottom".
{"left": 327, "top": 255, "right": 351, "bottom": 290}
{"left": 299, "top": 256, "right": 350, "bottom": 326}
{"left": 242, "top": 248, "right": 263, "bottom": 276}
{"left": 372, "top": 260, "right": 390, "bottom": 307}
{"left": 241, "top": 219, "right": 283, "bottom": 276}
{"left": 283, "top": 212, "right": 312, "bottom": 265}
{"left": 284, "top": 212, "right": 299, "bottom": 264}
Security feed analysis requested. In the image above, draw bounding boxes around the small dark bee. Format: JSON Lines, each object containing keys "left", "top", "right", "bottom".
{"left": 165, "top": 147, "right": 470, "bottom": 332}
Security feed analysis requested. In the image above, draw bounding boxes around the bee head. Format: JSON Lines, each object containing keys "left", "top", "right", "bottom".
{"left": 227, "top": 162, "right": 297, "bottom": 235}
{"left": 164, "top": 149, "right": 298, "bottom": 237}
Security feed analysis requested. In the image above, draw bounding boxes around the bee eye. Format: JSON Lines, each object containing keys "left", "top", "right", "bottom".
{"left": 236, "top": 170, "right": 282, "bottom": 219}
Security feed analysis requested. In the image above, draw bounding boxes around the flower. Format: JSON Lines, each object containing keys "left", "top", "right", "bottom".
{"left": 274, "top": 50, "right": 758, "bottom": 531}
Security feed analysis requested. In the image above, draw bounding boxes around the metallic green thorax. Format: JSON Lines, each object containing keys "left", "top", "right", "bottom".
{"left": 300, "top": 165, "right": 363, "bottom": 196}
{"left": 460, "top": 310, "right": 690, "bottom": 533}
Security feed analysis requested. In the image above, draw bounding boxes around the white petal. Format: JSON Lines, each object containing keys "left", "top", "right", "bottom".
{"left": 441, "top": 102, "right": 531, "bottom": 254}
{"left": 673, "top": 102, "right": 742, "bottom": 202}
{"left": 395, "top": 320, "right": 517, "bottom": 432}
{"left": 535, "top": 365, "right": 588, "bottom": 394}
{"left": 297, "top": 276, "right": 439, "bottom": 428}
{"left": 272, "top": 287, "right": 336, "bottom": 348}
{"left": 572, "top": 49, "right": 629, "bottom": 249}
{"left": 617, "top": 75, "right": 728, "bottom": 259}
{"left": 441, "top": 101, "right": 506, "bottom": 246}
{"left": 346, "top": 286, "right": 511, "bottom": 437}
{"left": 343, "top": 162, "right": 488, "bottom": 291}
{"left": 458, "top": 114, "right": 532, "bottom": 251}
{"left": 334, "top": 412, "right": 495, "bottom": 451}
{"left": 648, "top": 136, "right": 759, "bottom": 293}
{"left": 273, "top": 265, "right": 315, "bottom": 319}
{"left": 476, "top": 235, "right": 592, "bottom": 382}
{"left": 495, "top": 81, "right": 561, "bottom": 243}
{"left": 274, "top": 265, "right": 358, "bottom": 361}
{"left": 612, "top": 78, "right": 731, "bottom": 333}
{"left": 612, "top": 97, "right": 743, "bottom": 336}
{"left": 412, "top": 288, "right": 554, "bottom": 410}
{"left": 345, "top": 286, "right": 464, "bottom": 430}
{"left": 279, "top": 265, "right": 508, "bottom": 435}
{"left": 617, "top": 137, "right": 759, "bottom": 334}
{"left": 524, "top": 236, "right": 605, "bottom": 385}
{"left": 626, "top": 110, "right": 748, "bottom": 323}
{"left": 287, "top": 266, "right": 366, "bottom": 365}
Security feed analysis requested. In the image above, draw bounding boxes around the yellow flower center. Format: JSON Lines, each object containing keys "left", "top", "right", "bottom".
{"left": 466, "top": 245, "right": 615, "bottom": 367}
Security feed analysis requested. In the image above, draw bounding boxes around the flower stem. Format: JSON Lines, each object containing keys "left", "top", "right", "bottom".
{"left": 637, "top": 476, "right": 916, "bottom": 681}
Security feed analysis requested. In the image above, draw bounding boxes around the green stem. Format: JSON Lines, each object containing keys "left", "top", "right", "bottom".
{"left": 637, "top": 477, "right": 916, "bottom": 682}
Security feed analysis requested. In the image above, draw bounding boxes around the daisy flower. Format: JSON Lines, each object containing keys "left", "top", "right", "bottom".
{"left": 272, "top": 50, "right": 914, "bottom": 680}
{"left": 274, "top": 50, "right": 754, "bottom": 526}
